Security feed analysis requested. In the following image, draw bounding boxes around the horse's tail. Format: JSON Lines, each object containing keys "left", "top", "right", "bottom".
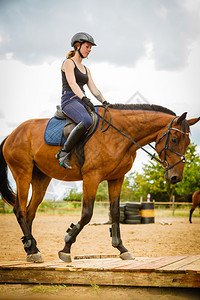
{"left": 0, "top": 137, "right": 16, "bottom": 207}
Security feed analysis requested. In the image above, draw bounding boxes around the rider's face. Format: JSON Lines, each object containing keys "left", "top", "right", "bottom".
{"left": 79, "top": 42, "right": 92, "bottom": 58}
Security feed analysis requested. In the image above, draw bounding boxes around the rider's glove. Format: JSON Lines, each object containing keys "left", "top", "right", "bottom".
{"left": 82, "top": 97, "right": 95, "bottom": 112}
{"left": 102, "top": 100, "right": 110, "bottom": 106}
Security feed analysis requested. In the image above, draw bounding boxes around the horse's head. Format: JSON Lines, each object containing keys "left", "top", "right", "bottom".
{"left": 155, "top": 113, "right": 200, "bottom": 184}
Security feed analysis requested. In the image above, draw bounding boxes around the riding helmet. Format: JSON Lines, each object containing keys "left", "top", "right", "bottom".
{"left": 71, "top": 32, "right": 96, "bottom": 47}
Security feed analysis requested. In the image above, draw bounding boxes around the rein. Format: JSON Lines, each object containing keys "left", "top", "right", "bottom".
{"left": 95, "top": 106, "right": 189, "bottom": 171}
{"left": 95, "top": 106, "right": 163, "bottom": 164}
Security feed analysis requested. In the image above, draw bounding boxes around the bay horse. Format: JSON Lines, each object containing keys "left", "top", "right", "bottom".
{"left": 0, "top": 104, "right": 199, "bottom": 263}
{"left": 189, "top": 190, "right": 200, "bottom": 223}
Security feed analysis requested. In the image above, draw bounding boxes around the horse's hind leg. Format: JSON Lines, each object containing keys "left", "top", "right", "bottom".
{"left": 12, "top": 164, "right": 51, "bottom": 263}
{"left": 24, "top": 168, "right": 51, "bottom": 262}
{"left": 189, "top": 193, "right": 199, "bottom": 223}
{"left": 12, "top": 167, "right": 43, "bottom": 262}
{"left": 189, "top": 208, "right": 194, "bottom": 223}
{"left": 108, "top": 177, "right": 134, "bottom": 260}
{"left": 27, "top": 166, "right": 51, "bottom": 231}
{"left": 58, "top": 174, "right": 99, "bottom": 262}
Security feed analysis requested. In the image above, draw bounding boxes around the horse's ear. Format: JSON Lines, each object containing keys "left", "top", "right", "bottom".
{"left": 187, "top": 117, "right": 200, "bottom": 126}
{"left": 176, "top": 112, "right": 187, "bottom": 125}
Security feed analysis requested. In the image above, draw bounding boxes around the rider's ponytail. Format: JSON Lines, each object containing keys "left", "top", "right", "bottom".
{"left": 66, "top": 42, "right": 81, "bottom": 58}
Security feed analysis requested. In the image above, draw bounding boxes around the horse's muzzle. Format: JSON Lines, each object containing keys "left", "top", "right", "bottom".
{"left": 165, "top": 170, "right": 183, "bottom": 184}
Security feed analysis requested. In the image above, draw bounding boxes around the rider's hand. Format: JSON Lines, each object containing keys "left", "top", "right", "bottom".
{"left": 102, "top": 100, "right": 110, "bottom": 106}
{"left": 82, "top": 97, "right": 95, "bottom": 112}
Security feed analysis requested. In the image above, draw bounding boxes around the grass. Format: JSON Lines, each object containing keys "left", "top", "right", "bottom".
{"left": 89, "top": 281, "right": 101, "bottom": 294}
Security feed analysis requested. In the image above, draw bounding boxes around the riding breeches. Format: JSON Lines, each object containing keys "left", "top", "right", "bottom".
{"left": 61, "top": 90, "right": 93, "bottom": 130}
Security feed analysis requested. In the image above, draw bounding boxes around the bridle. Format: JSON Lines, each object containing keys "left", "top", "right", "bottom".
{"left": 154, "top": 116, "right": 189, "bottom": 171}
{"left": 96, "top": 107, "right": 189, "bottom": 172}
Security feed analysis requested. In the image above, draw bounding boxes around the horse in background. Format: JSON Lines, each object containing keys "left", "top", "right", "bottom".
{"left": 189, "top": 190, "right": 200, "bottom": 223}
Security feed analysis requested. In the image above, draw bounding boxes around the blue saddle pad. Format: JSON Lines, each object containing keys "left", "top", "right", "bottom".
{"left": 44, "top": 107, "right": 99, "bottom": 146}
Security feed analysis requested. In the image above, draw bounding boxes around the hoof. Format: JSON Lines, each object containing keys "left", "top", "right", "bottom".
{"left": 120, "top": 251, "right": 135, "bottom": 260}
{"left": 27, "top": 252, "right": 44, "bottom": 263}
{"left": 58, "top": 251, "right": 72, "bottom": 262}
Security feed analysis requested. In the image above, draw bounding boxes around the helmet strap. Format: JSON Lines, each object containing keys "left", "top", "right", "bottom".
{"left": 78, "top": 43, "right": 85, "bottom": 59}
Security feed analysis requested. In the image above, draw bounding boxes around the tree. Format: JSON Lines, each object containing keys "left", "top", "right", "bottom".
{"left": 128, "top": 160, "right": 171, "bottom": 202}
{"left": 95, "top": 179, "right": 137, "bottom": 202}
{"left": 96, "top": 181, "right": 109, "bottom": 202}
{"left": 175, "top": 143, "right": 200, "bottom": 198}
{"left": 63, "top": 188, "right": 82, "bottom": 202}
{"left": 126, "top": 143, "right": 200, "bottom": 202}
{"left": 120, "top": 176, "right": 136, "bottom": 202}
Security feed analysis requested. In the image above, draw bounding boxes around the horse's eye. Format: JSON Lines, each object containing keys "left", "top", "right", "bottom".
{"left": 172, "top": 137, "right": 177, "bottom": 144}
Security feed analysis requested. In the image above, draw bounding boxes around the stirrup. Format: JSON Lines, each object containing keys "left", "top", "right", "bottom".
{"left": 55, "top": 149, "right": 66, "bottom": 159}
{"left": 59, "top": 153, "right": 72, "bottom": 169}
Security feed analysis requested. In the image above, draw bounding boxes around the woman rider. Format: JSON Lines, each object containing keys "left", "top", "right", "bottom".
{"left": 56, "top": 32, "right": 108, "bottom": 169}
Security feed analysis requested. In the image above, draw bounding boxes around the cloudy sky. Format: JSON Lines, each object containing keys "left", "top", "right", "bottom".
{"left": 0, "top": 0, "right": 200, "bottom": 199}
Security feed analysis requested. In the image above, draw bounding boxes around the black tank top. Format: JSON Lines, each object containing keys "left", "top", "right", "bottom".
{"left": 62, "top": 59, "right": 88, "bottom": 93}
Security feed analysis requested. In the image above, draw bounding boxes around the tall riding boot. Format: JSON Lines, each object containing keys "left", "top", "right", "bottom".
{"left": 55, "top": 122, "right": 87, "bottom": 169}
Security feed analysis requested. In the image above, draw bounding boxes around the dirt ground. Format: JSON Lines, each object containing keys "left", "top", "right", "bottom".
{"left": 0, "top": 214, "right": 200, "bottom": 299}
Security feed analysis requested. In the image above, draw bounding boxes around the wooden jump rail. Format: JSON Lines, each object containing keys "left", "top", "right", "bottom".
{"left": 0, "top": 255, "right": 200, "bottom": 288}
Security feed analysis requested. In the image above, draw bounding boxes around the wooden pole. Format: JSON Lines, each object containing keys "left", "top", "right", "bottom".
{"left": 172, "top": 195, "right": 175, "bottom": 216}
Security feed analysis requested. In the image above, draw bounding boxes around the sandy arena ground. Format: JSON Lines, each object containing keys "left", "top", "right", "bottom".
{"left": 0, "top": 214, "right": 200, "bottom": 299}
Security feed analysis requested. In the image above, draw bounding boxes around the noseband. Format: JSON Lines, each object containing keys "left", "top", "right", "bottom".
{"left": 155, "top": 116, "right": 189, "bottom": 171}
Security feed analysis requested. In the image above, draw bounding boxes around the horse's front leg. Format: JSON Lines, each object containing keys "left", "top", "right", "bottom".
{"left": 108, "top": 177, "right": 134, "bottom": 260}
{"left": 58, "top": 175, "right": 99, "bottom": 262}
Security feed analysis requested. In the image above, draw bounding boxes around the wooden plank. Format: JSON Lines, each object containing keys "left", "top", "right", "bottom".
{"left": 137, "top": 256, "right": 188, "bottom": 271}
{"left": 159, "top": 256, "right": 200, "bottom": 271}
{"left": 43, "top": 257, "right": 152, "bottom": 272}
{"left": 1, "top": 262, "right": 55, "bottom": 269}
{"left": 74, "top": 254, "right": 119, "bottom": 260}
{"left": 60, "top": 257, "right": 153, "bottom": 272}
{"left": 0, "top": 261, "right": 29, "bottom": 267}
{"left": 177, "top": 257, "right": 200, "bottom": 272}
{"left": 0, "top": 259, "right": 121, "bottom": 271}
{"left": 0, "top": 260, "right": 72, "bottom": 271}
{"left": 0, "top": 267, "right": 200, "bottom": 288}
{"left": 52, "top": 258, "right": 120, "bottom": 271}
{"left": 100, "top": 257, "right": 149, "bottom": 271}
{"left": 113, "top": 257, "right": 167, "bottom": 271}
{"left": 114, "top": 256, "right": 187, "bottom": 272}
{"left": 84, "top": 259, "right": 136, "bottom": 271}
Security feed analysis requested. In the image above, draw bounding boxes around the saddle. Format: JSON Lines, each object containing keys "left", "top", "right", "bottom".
{"left": 54, "top": 105, "right": 98, "bottom": 141}
{"left": 53, "top": 105, "right": 99, "bottom": 169}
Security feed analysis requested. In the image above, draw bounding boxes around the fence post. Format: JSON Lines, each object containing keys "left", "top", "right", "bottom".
{"left": 172, "top": 195, "right": 175, "bottom": 216}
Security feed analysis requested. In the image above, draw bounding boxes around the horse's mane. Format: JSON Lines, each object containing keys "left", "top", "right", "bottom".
{"left": 108, "top": 103, "right": 191, "bottom": 133}
{"left": 109, "top": 103, "right": 176, "bottom": 116}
